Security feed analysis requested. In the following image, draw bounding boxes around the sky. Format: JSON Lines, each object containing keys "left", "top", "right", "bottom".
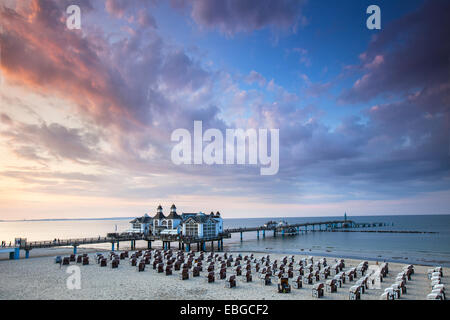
{"left": 0, "top": 0, "right": 449, "bottom": 220}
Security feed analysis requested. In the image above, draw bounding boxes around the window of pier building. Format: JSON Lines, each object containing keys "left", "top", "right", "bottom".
{"left": 203, "top": 220, "right": 216, "bottom": 238}
{"left": 185, "top": 220, "right": 198, "bottom": 237}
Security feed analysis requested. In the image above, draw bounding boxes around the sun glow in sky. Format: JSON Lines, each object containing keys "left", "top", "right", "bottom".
{"left": 0, "top": 0, "right": 449, "bottom": 220}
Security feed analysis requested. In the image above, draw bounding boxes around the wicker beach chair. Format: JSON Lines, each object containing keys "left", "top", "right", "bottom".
{"left": 427, "top": 292, "right": 443, "bottom": 300}
{"left": 287, "top": 268, "right": 294, "bottom": 278}
{"left": 296, "top": 266, "right": 304, "bottom": 276}
{"left": 431, "top": 287, "right": 445, "bottom": 300}
{"left": 243, "top": 270, "right": 252, "bottom": 282}
{"left": 332, "top": 274, "right": 342, "bottom": 288}
{"left": 293, "top": 276, "right": 302, "bottom": 289}
{"left": 354, "top": 279, "right": 365, "bottom": 294}
{"left": 207, "top": 271, "right": 215, "bottom": 283}
{"left": 138, "top": 261, "right": 145, "bottom": 272}
{"left": 111, "top": 259, "right": 119, "bottom": 268}
{"left": 431, "top": 276, "right": 441, "bottom": 287}
{"left": 403, "top": 265, "right": 414, "bottom": 278}
{"left": 326, "top": 279, "right": 337, "bottom": 293}
{"left": 225, "top": 275, "right": 237, "bottom": 288}
{"left": 219, "top": 268, "right": 227, "bottom": 280}
{"left": 100, "top": 258, "right": 107, "bottom": 267}
{"left": 339, "top": 259, "right": 345, "bottom": 270}
{"left": 192, "top": 266, "right": 201, "bottom": 277}
{"left": 344, "top": 271, "right": 353, "bottom": 282}
{"left": 165, "top": 265, "right": 172, "bottom": 276}
{"left": 62, "top": 257, "right": 70, "bottom": 265}
{"left": 319, "top": 268, "right": 329, "bottom": 280}
{"left": 432, "top": 283, "right": 445, "bottom": 296}
{"left": 428, "top": 268, "right": 436, "bottom": 279}
{"left": 69, "top": 254, "right": 76, "bottom": 262}
{"left": 55, "top": 256, "right": 62, "bottom": 264}
{"left": 331, "top": 264, "right": 339, "bottom": 276}
{"left": 97, "top": 255, "right": 104, "bottom": 264}
{"left": 180, "top": 269, "right": 189, "bottom": 280}
{"left": 260, "top": 273, "right": 271, "bottom": 286}
{"left": 313, "top": 270, "right": 320, "bottom": 282}
{"left": 303, "top": 273, "right": 313, "bottom": 285}
{"left": 312, "top": 282, "right": 324, "bottom": 298}
{"left": 82, "top": 257, "right": 89, "bottom": 265}
{"left": 397, "top": 281, "right": 407, "bottom": 294}
{"left": 194, "top": 262, "right": 203, "bottom": 272}
{"left": 392, "top": 283, "right": 402, "bottom": 298}
{"left": 349, "top": 285, "right": 361, "bottom": 300}
{"left": 380, "top": 291, "right": 393, "bottom": 300}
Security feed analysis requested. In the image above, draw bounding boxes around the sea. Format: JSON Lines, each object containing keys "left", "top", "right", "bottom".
{"left": 0, "top": 215, "right": 449, "bottom": 267}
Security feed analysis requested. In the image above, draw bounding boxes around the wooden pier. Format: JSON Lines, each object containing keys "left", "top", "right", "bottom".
{"left": 224, "top": 219, "right": 390, "bottom": 241}
{"left": 5, "top": 218, "right": 390, "bottom": 260}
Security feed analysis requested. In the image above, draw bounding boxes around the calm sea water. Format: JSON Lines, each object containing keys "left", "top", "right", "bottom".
{"left": 0, "top": 215, "right": 449, "bottom": 266}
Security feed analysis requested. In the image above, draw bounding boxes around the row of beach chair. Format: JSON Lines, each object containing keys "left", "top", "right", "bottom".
{"left": 427, "top": 266, "right": 445, "bottom": 300}
{"left": 380, "top": 264, "right": 411, "bottom": 300}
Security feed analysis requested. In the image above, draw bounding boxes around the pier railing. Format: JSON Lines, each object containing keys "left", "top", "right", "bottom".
{"left": 21, "top": 234, "right": 143, "bottom": 249}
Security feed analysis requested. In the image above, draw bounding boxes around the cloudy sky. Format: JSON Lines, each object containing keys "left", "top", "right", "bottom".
{"left": 0, "top": 0, "right": 449, "bottom": 220}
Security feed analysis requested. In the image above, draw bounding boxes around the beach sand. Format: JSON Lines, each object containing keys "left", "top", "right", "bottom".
{"left": 0, "top": 247, "right": 447, "bottom": 300}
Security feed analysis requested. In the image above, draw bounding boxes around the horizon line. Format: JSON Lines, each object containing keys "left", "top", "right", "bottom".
{"left": 1, "top": 212, "right": 449, "bottom": 222}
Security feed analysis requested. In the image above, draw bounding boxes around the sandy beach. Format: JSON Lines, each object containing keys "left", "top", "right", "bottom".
{"left": 0, "top": 246, "right": 447, "bottom": 300}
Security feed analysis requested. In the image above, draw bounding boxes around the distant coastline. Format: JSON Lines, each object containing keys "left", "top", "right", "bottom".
{"left": 0, "top": 217, "right": 135, "bottom": 223}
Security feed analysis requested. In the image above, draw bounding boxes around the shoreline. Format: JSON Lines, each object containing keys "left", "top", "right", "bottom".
{"left": 2, "top": 244, "right": 449, "bottom": 268}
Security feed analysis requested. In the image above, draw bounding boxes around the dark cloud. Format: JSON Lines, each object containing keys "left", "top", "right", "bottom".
{"left": 181, "top": 0, "right": 306, "bottom": 35}
{"left": 340, "top": 0, "right": 450, "bottom": 103}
